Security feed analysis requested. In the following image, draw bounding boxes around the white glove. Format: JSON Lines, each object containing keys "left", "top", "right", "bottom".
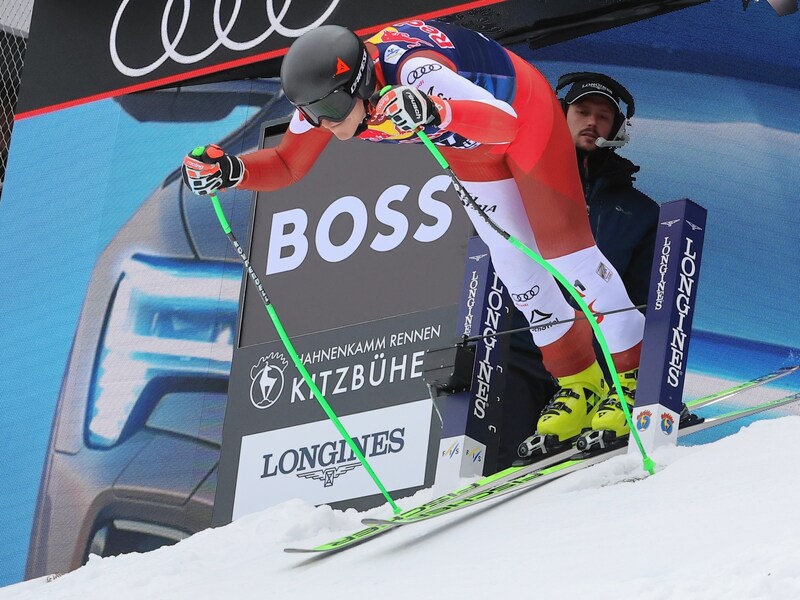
{"left": 374, "top": 85, "right": 441, "bottom": 133}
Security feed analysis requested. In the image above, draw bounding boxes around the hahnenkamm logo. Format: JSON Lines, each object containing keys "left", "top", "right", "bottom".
{"left": 660, "top": 412, "right": 676, "bottom": 435}
{"left": 250, "top": 352, "right": 289, "bottom": 409}
{"left": 636, "top": 410, "right": 653, "bottom": 431}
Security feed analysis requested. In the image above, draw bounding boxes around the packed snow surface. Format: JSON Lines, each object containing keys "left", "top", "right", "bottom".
{"left": 4, "top": 416, "right": 800, "bottom": 600}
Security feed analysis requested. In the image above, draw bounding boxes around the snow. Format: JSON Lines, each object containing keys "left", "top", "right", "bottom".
{"left": 3, "top": 416, "right": 800, "bottom": 600}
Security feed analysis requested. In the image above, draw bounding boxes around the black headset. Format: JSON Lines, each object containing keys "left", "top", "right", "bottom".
{"left": 556, "top": 72, "right": 636, "bottom": 148}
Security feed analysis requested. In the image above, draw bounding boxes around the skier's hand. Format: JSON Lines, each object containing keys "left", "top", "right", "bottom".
{"left": 181, "top": 144, "right": 245, "bottom": 196}
{"left": 374, "top": 86, "right": 442, "bottom": 133}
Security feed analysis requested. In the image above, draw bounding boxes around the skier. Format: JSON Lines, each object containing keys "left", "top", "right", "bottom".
{"left": 515, "top": 74, "right": 659, "bottom": 459}
{"left": 182, "top": 21, "right": 645, "bottom": 447}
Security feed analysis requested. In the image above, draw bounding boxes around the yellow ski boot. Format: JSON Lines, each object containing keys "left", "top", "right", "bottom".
{"left": 518, "top": 361, "right": 606, "bottom": 460}
{"left": 590, "top": 368, "right": 638, "bottom": 437}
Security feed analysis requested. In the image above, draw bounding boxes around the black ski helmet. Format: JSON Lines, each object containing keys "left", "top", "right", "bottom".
{"left": 281, "top": 25, "right": 375, "bottom": 126}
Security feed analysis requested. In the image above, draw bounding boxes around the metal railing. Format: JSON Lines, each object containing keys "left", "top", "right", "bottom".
{"left": 0, "top": 0, "right": 34, "bottom": 198}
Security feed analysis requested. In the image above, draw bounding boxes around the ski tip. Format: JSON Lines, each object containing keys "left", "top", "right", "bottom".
{"left": 777, "top": 364, "right": 800, "bottom": 376}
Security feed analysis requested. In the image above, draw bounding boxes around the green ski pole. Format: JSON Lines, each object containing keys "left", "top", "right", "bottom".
{"left": 208, "top": 188, "right": 402, "bottom": 513}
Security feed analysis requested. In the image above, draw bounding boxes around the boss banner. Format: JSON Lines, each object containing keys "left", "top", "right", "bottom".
{"left": 212, "top": 122, "right": 473, "bottom": 524}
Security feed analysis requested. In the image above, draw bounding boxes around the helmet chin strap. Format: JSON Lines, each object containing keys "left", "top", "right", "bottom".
{"left": 355, "top": 100, "right": 371, "bottom": 135}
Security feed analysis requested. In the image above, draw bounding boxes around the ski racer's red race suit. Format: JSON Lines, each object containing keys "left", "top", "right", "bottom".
{"left": 238, "top": 20, "right": 644, "bottom": 378}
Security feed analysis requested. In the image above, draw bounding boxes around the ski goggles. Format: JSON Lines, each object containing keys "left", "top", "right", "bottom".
{"left": 293, "top": 87, "right": 358, "bottom": 127}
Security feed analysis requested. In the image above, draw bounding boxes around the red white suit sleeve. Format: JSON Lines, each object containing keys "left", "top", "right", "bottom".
{"left": 398, "top": 54, "right": 519, "bottom": 144}
{"left": 238, "top": 111, "right": 333, "bottom": 191}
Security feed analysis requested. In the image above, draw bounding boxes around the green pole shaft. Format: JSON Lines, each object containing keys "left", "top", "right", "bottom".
{"left": 210, "top": 194, "right": 402, "bottom": 512}
{"left": 416, "top": 131, "right": 655, "bottom": 475}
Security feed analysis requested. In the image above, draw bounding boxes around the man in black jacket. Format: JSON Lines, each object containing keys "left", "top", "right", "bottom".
{"left": 559, "top": 72, "right": 659, "bottom": 309}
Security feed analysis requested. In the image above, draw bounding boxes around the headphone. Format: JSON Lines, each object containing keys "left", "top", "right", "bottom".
{"left": 556, "top": 72, "right": 635, "bottom": 148}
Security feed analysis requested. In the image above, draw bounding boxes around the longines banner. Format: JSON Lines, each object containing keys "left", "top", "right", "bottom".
{"left": 18, "top": 0, "right": 510, "bottom": 117}
{"left": 212, "top": 124, "right": 473, "bottom": 525}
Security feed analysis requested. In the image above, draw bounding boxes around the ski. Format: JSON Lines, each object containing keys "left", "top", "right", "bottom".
{"left": 362, "top": 391, "right": 800, "bottom": 527}
{"left": 518, "top": 364, "right": 799, "bottom": 458}
{"left": 686, "top": 364, "right": 799, "bottom": 409}
{"left": 281, "top": 459, "right": 561, "bottom": 554}
{"left": 284, "top": 365, "right": 798, "bottom": 554}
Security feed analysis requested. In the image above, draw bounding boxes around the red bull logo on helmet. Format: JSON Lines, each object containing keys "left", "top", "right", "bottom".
{"left": 377, "top": 28, "right": 433, "bottom": 49}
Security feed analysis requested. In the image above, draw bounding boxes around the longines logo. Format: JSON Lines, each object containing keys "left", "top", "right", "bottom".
{"left": 296, "top": 463, "right": 362, "bottom": 487}
{"left": 687, "top": 220, "right": 703, "bottom": 231}
{"left": 110, "top": 0, "right": 341, "bottom": 77}
{"left": 261, "top": 428, "right": 406, "bottom": 487}
{"left": 250, "top": 352, "right": 289, "bottom": 410}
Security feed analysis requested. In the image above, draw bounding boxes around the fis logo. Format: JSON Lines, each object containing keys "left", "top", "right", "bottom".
{"left": 383, "top": 44, "right": 406, "bottom": 65}
{"left": 466, "top": 448, "right": 483, "bottom": 463}
{"left": 442, "top": 440, "right": 460, "bottom": 458}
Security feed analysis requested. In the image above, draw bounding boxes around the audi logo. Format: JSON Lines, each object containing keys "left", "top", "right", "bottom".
{"left": 110, "top": 0, "right": 341, "bottom": 77}
{"left": 512, "top": 286, "right": 540, "bottom": 303}
{"left": 406, "top": 63, "right": 442, "bottom": 85}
